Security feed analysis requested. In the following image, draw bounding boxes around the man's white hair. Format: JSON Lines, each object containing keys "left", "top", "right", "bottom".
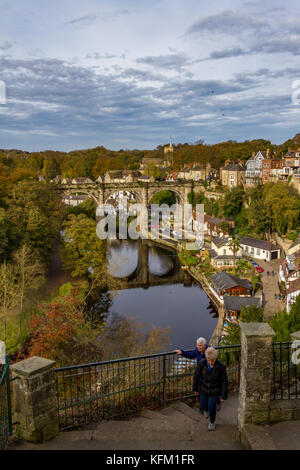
{"left": 205, "top": 347, "right": 218, "bottom": 361}
{"left": 196, "top": 337, "right": 207, "bottom": 346}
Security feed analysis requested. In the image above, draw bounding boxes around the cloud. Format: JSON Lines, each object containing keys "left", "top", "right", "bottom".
{"left": 66, "top": 14, "right": 98, "bottom": 26}
{"left": 0, "top": 41, "right": 13, "bottom": 52}
{"left": 186, "top": 10, "right": 268, "bottom": 36}
{"left": 207, "top": 47, "right": 247, "bottom": 60}
{"left": 136, "top": 54, "right": 189, "bottom": 70}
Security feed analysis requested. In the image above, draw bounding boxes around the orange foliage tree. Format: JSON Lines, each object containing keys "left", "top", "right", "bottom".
{"left": 28, "top": 291, "right": 104, "bottom": 366}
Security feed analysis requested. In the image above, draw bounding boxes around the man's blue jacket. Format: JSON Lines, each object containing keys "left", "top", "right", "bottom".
{"left": 180, "top": 347, "right": 207, "bottom": 364}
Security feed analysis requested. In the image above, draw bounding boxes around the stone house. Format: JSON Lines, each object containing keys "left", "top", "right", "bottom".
{"left": 220, "top": 162, "right": 245, "bottom": 188}
{"left": 71, "top": 177, "right": 93, "bottom": 184}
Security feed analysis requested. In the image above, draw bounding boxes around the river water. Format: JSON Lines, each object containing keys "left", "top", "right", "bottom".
{"left": 104, "top": 240, "right": 218, "bottom": 350}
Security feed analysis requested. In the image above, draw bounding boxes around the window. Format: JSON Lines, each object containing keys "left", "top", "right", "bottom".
{"left": 257, "top": 248, "right": 260, "bottom": 255}
{"left": 223, "top": 249, "right": 226, "bottom": 255}
{"left": 251, "top": 247, "right": 254, "bottom": 254}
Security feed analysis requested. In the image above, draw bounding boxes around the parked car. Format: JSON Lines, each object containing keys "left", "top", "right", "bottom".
{"left": 256, "top": 266, "right": 264, "bottom": 273}
{"left": 252, "top": 262, "right": 259, "bottom": 268}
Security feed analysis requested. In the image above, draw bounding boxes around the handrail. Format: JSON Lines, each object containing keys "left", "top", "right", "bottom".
{"left": 55, "top": 344, "right": 241, "bottom": 372}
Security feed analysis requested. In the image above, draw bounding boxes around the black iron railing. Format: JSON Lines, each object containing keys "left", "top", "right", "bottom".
{"left": 272, "top": 342, "right": 300, "bottom": 400}
{"left": 0, "top": 356, "right": 12, "bottom": 450}
{"left": 55, "top": 344, "right": 241, "bottom": 430}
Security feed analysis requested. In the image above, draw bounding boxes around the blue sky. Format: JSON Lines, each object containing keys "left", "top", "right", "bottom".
{"left": 1, "top": 0, "right": 300, "bottom": 151}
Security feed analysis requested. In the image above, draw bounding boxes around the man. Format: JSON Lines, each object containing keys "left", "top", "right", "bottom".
{"left": 193, "top": 347, "right": 228, "bottom": 432}
{"left": 174, "top": 337, "right": 207, "bottom": 364}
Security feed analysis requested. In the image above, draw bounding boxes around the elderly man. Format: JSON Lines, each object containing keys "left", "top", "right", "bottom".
{"left": 193, "top": 347, "right": 228, "bottom": 431}
{"left": 174, "top": 337, "right": 207, "bottom": 364}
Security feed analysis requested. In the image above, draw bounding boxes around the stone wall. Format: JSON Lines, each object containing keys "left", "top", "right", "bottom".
{"left": 11, "top": 356, "right": 58, "bottom": 443}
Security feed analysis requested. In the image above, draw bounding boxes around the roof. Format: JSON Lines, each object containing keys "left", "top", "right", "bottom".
{"left": 63, "top": 195, "right": 88, "bottom": 201}
{"left": 222, "top": 163, "right": 245, "bottom": 171}
{"left": 240, "top": 236, "right": 280, "bottom": 252}
{"left": 287, "top": 278, "right": 300, "bottom": 294}
{"left": 289, "top": 237, "right": 300, "bottom": 250}
{"left": 224, "top": 296, "right": 261, "bottom": 311}
{"left": 208, "top": 217, "right": 223, "bottom": 226}
{"left": 210, "top": 272, "right": 252, "bottom": 291}
{"left": 212, "top": 236, "right": 230, "bottom": 248}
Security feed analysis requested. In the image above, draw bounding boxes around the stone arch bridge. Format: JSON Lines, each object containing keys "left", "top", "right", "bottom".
{"left": 56, "top": 180, "right": 193, "bottom": 207}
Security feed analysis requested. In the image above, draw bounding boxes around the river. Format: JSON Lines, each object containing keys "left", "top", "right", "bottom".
{"left": 103, "top": 239, "right": 218, "bottom": 350}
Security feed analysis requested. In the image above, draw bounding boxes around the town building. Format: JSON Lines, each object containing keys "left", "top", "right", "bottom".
{"left": 261, "top": 158, "right": 283, "bottom": 183}
{"left": 209, "top": 237, "right": 243, "bottom": 269}
{"left": 210, "top": 272, "right": 252, "bottom": 299}
{"left": 279, "top": 251, "right": 300, "bottom": 312}
{"left": 224, "top": 296, "right": 262, "bottom": 322}
{"left": 62, "top": 194, "right": 89, "bottom": 206}
{"left": 287, "top": 236, "right": 300, "bottom": 255}
{"left": 104, "top": 170, "right": 144, "bottom": 183}
{"left": 177, "top": 163, "right": 211, "bottom": 181}
{"left": 240, "top": 236, "right": 281, "bottom": 261}
{"left": 245, "top": 149, "right": 271, "bottom": 186}
{"left": 71, "top": 177, "right": 93, "bottom": 184}
{"left": 220, "top": 161, "right": 246, "bottom": 188}
{"left": 206, "top": 216, "right": 235, "bottom": 238}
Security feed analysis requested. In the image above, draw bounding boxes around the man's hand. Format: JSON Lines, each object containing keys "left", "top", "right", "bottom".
{"left": 219, "top": 398, "right": 225, "bottom": 403}
{"left": 174, "top": 350, "right": 182, "bottom": 355}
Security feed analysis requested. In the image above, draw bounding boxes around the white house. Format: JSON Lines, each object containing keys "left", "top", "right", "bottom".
{"left": 280, "top": 252, "right": 300, "bottom": 312}
{"left": 286, "top": 279, "right": 300, "bottom": 312}
{"left": 240, "top": 236, "right": 280, "bottom": 261}
{"left": 209, "top": 237, "right": 243, "bottom": 268}
{"left": 245, "top": 150, "right": 268, "bottom": 186}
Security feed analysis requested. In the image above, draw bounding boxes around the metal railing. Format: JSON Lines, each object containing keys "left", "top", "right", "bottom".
{"left": 272, "top": 342, "right": 300, "bottom": 400}
{"left": 55, "top": 344, "right": 241, "bottom": 430}
{"left": 0, "top": 356, "right": 12, "bottom": 450}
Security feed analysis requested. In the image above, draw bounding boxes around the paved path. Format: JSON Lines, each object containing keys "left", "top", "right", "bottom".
{"left": 252, "top": 258, "right": 284, "bottom": 319}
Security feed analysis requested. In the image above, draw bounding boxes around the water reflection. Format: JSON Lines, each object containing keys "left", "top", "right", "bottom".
{"left": 102, "top": 240, "right": 218, "bottom": 348}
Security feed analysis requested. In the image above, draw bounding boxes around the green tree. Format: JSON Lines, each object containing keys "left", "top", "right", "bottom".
{"left": 63, "top": 214, "right": 107, "bottom": 283}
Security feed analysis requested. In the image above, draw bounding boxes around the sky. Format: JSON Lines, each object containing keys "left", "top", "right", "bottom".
{"left": 1, "top": 0, "right": 300, "bottom": 151}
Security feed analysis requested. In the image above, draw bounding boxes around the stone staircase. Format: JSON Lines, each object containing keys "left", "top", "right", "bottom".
{"left": 10, "top": 394, "right": 244, "bottom": 450}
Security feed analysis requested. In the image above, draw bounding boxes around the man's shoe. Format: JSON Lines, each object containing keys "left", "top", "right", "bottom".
{"left": 204, "top": 410, "right": 209, "bottom": 419}
{"left": 208, "top": 421, "right": 216, "bottom": 432}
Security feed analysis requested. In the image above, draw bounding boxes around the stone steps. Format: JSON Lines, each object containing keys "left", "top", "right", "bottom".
{"left": 10, "top": 394, "right": 245, "bottom": 450}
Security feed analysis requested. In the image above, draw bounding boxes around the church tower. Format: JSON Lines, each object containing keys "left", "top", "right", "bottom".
{"left": 163, "top": 137, "right": 174, "bottom": 167}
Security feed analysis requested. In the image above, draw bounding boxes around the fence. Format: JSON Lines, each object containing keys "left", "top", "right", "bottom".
{"left": 0, "top": 356, "right": 12, "bottom": 450}
{"left": 55, "top": 344, "right": 241, "bottom": 430}
{"left": 272, "top": 342, "right": 300, "bottom": 400}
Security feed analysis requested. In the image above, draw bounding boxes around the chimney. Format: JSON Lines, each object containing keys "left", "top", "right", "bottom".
{"left": 266, "top": 148, "right": 271, "bottom": 158}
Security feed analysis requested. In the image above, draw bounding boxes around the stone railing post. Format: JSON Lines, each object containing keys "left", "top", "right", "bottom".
{"left": 11, "top": 356, "right": 58, "bottom": 443}
{"left": 238, "top": 322, "right": 275, "bottom": 429}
